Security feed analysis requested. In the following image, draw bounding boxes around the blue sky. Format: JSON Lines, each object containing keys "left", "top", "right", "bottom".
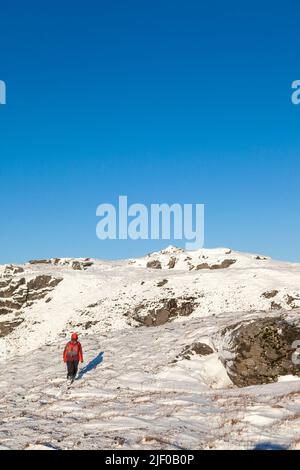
{"left": 0, "top": 0, "right": 300, "bottom": 263}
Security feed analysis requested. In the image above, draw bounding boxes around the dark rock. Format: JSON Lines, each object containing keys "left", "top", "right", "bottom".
{"left": 196, "top": 263, "right": 210, "bottom": 270}
{"left": 4, "top": 265, "right": 25, "bottom": 274}
{"left": 175, "top": 342, "right": 214, "bottom": 362}
{"left": 82, "top": 261, "right": 94, "bottom": 269}
{"left": 84, "top": 320, "right": 99, "bottom": 329}
{"left": 219, "top": 317, "right": 300, "bottom": 387}
{"left": 29, "top": 259, "right": 51, "bottom": 265}
{"left": 0, "top": 274, "right": 62, "bottom": 315}
{"left": 27, "top": 275, "right": 61, "bottom": 291}
{"left": 286, "top": 295, "right": 300, "bottom": 308}
{"left": 168, "top": 257, "right": 177, "bottom": 269}
{"left": 155, "top": 308, "right": 170, "bottom": 325}
{"left": 72, "top": 261, "right": 82, "bottom": 271}
{"left": 132, "top": 296, "right": 197, "bottom": 327}
{"left": 157, "top": 279, "right": 168, "bottom": 287}
{"left": 146, "top": 260, "right": 162, "bottom": 270}
{"left": 0, "top": 319, "right": 24, "bottom": 337}
{"left": 191, "top": 342, "right": 214, "bottom": 355}
{"left": 196, "top": 259, "right": 236, "bottom": 270}
{"left": 271, "top": 301, "right": 282, "bottom": 310}
{"left": 262, "top": 290, "right": 279, "bottom": 299}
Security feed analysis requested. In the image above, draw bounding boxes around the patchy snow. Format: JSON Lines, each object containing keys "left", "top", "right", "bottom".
{"left": 1, "top": 246, "right": 300, "bottom": 449}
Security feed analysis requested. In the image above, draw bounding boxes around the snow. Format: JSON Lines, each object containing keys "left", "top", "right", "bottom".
{"left": 277, "top": 375, "right": 300, "bottom": 382}
{"left": 1, "top": 246, "right": 300, "bottom": 449}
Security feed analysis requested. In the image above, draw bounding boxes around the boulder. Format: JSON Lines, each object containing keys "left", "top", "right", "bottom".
{"left": 146, "top": 260, "right": 162, "bottom": 269}
{"left": 219, "top": 317, "right": 300, "bottom": 387}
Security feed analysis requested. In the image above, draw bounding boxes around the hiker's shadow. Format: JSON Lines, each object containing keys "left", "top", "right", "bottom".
{"left": 77, "top": 352, "right": 104, "bottom": 380}
{"left": 253, "top": 442, "right": 288, "bottom": 450}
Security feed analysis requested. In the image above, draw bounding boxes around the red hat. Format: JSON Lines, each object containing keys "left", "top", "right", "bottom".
{"left": 71, "top": 332, "right": 78, "bottom": 341}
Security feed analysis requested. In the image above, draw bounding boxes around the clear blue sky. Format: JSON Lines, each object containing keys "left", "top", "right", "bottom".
{"left": 0, "top": 0, "right": 299, "bottom": 264}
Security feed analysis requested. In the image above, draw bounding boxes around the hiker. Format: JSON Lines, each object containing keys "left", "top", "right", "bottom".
{"left": 63, "top": 333, "right": 83, "bottom": 382}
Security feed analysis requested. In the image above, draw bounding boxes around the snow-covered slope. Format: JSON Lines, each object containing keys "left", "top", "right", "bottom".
{"left": 2, "top": 317, "right": 300, "bottom": 450}
{"left": 2, "top": 246, "right": 300, "bottom": 358}
{"left": 1, "top": 247, "right": 300, "bottom": 449}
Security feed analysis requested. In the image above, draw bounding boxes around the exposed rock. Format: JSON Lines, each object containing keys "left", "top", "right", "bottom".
{"left": 176, "top": 342, "right": 214, "bottom": 361}
{"left": 87, "top": 302, "right": 99, "bottom": 308}
{"left": 29, "top": 259, "right": 51, "bottom": 265}
{"left": 196, "top": 259, "right": 236, "bottom": 270}
{"left": 286, "top": 295, "right": 300, "bottom": 308}
{"left": 271, "top": 301, "right": 282, "bottom": 310}
{"left": 196, "top": 263, "right": 210, "bottom": 270}
{"left": 143, "top": 308, "right": 170, "bottom": 327}
{"left": 0, "top": 275, "right": 63, "bottom": 315}
{"left": 4, "top": 265, "right": 25, "bottom": 275}
{"left": 72, "top": 261, "right": 82, "bottom": 271}
{"left": 157, "top": 279, "right": 168, "bottom": 287}
{"left": 146, "top": 260, "right": 162, "bottom": 270}
{"left": 133, "top": 296, "right": 197, "bottom": 327}
{"left": 0, "top": 278, "right": 27, "bottom": 314}
{"left": 262, "top": 290, "right": 279, "bottom": 299}
{"left": 168, "top": 257, "right": 177, "bottom": 269}
{"left": 82, "top": 260, "right": 94, "bottom": 269}
{"left": 0, "top": 319, "right": 24, "bottom": 338}
{"left": 218, "top": 317, "right": 300, "bottom": 387}
{"left": 84, "top": 320, "right": 99, "bottom": 330}
{"left": 29, "top": 258, "right": 93, "bottom": 271}
{"left": 191, "top": 342, "right": 214, "bottom": 355}
{"left": 27, "top": 275, "right": 61, "bottom": 290}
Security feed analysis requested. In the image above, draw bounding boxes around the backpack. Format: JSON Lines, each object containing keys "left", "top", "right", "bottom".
{"left": 66, "top": 341, "right": 80, "bottom": 361}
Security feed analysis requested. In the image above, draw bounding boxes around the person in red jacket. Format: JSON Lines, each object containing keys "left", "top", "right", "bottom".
{"left": 63, "top": 333, "right": 83, "bottom": 381}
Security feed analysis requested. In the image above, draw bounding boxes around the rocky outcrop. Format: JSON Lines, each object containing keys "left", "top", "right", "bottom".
{"left": 29, "top": 258, "right": 94, "bottom": 270}
{"left": 218, "top": 317, "right": 300, "bottom": 387}
{"left": 146, "top": 260, "right": 162, "bottom": 270}
{"left": 72, "top": 261, "right": 82, "bottom": 271}
{"left": 286, "top": 294, "right": 300, "bottom": 308}
{"left": 4, "top": 265, "right": 25, "bottom": 275}
{"left": 262, "top": 290, "right": 279, "bottom": 299}
{"left": 0, "top": 319, "right": 24, "bottom": 338}
{"left": 0, "top": 278, "right": 27, "bottom": 314}
{"left": 157, "top": 279, "right": 168, "bottom": 287}
{"left": 132, "top": 296, "right": 198, "bottom": 326}
{"left": 0, "top": 274, "right": 63, "bottom": 315}
{"left": 29, "top": 259, "right": 51, "bottom": 265}
{"left": 175, "top": 342, "right": 214, "bottom": 361}
{"left": 26, "top": 276, "right": 62, "bottom": 302}
{"left": 196, "top": 259, "right": 236, "bottom": 270}
{"left": 168, "top": 257, "right": 177, "bottom": 269}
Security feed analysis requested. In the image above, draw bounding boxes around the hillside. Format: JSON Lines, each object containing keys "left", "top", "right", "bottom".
{"left": 1, "top": 247, "right": 300, "bottom": 449}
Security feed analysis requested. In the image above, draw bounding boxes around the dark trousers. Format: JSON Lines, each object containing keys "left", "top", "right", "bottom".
{"left": 67, "top": 360, "right": 79, "bottom": 379}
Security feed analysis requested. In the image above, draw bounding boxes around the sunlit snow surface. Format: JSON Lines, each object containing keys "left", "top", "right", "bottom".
{"left": 1, "top": 247, "right": 300, "bottom": 449}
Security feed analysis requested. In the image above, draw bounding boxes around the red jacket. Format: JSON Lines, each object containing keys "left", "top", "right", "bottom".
{"left": 63, "top": 340, "right": 83, "bottom": 363}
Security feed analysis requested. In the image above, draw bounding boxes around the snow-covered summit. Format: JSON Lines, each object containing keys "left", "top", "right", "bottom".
{"left": 1, "top": 246, "right": 300, "bottom": 359}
